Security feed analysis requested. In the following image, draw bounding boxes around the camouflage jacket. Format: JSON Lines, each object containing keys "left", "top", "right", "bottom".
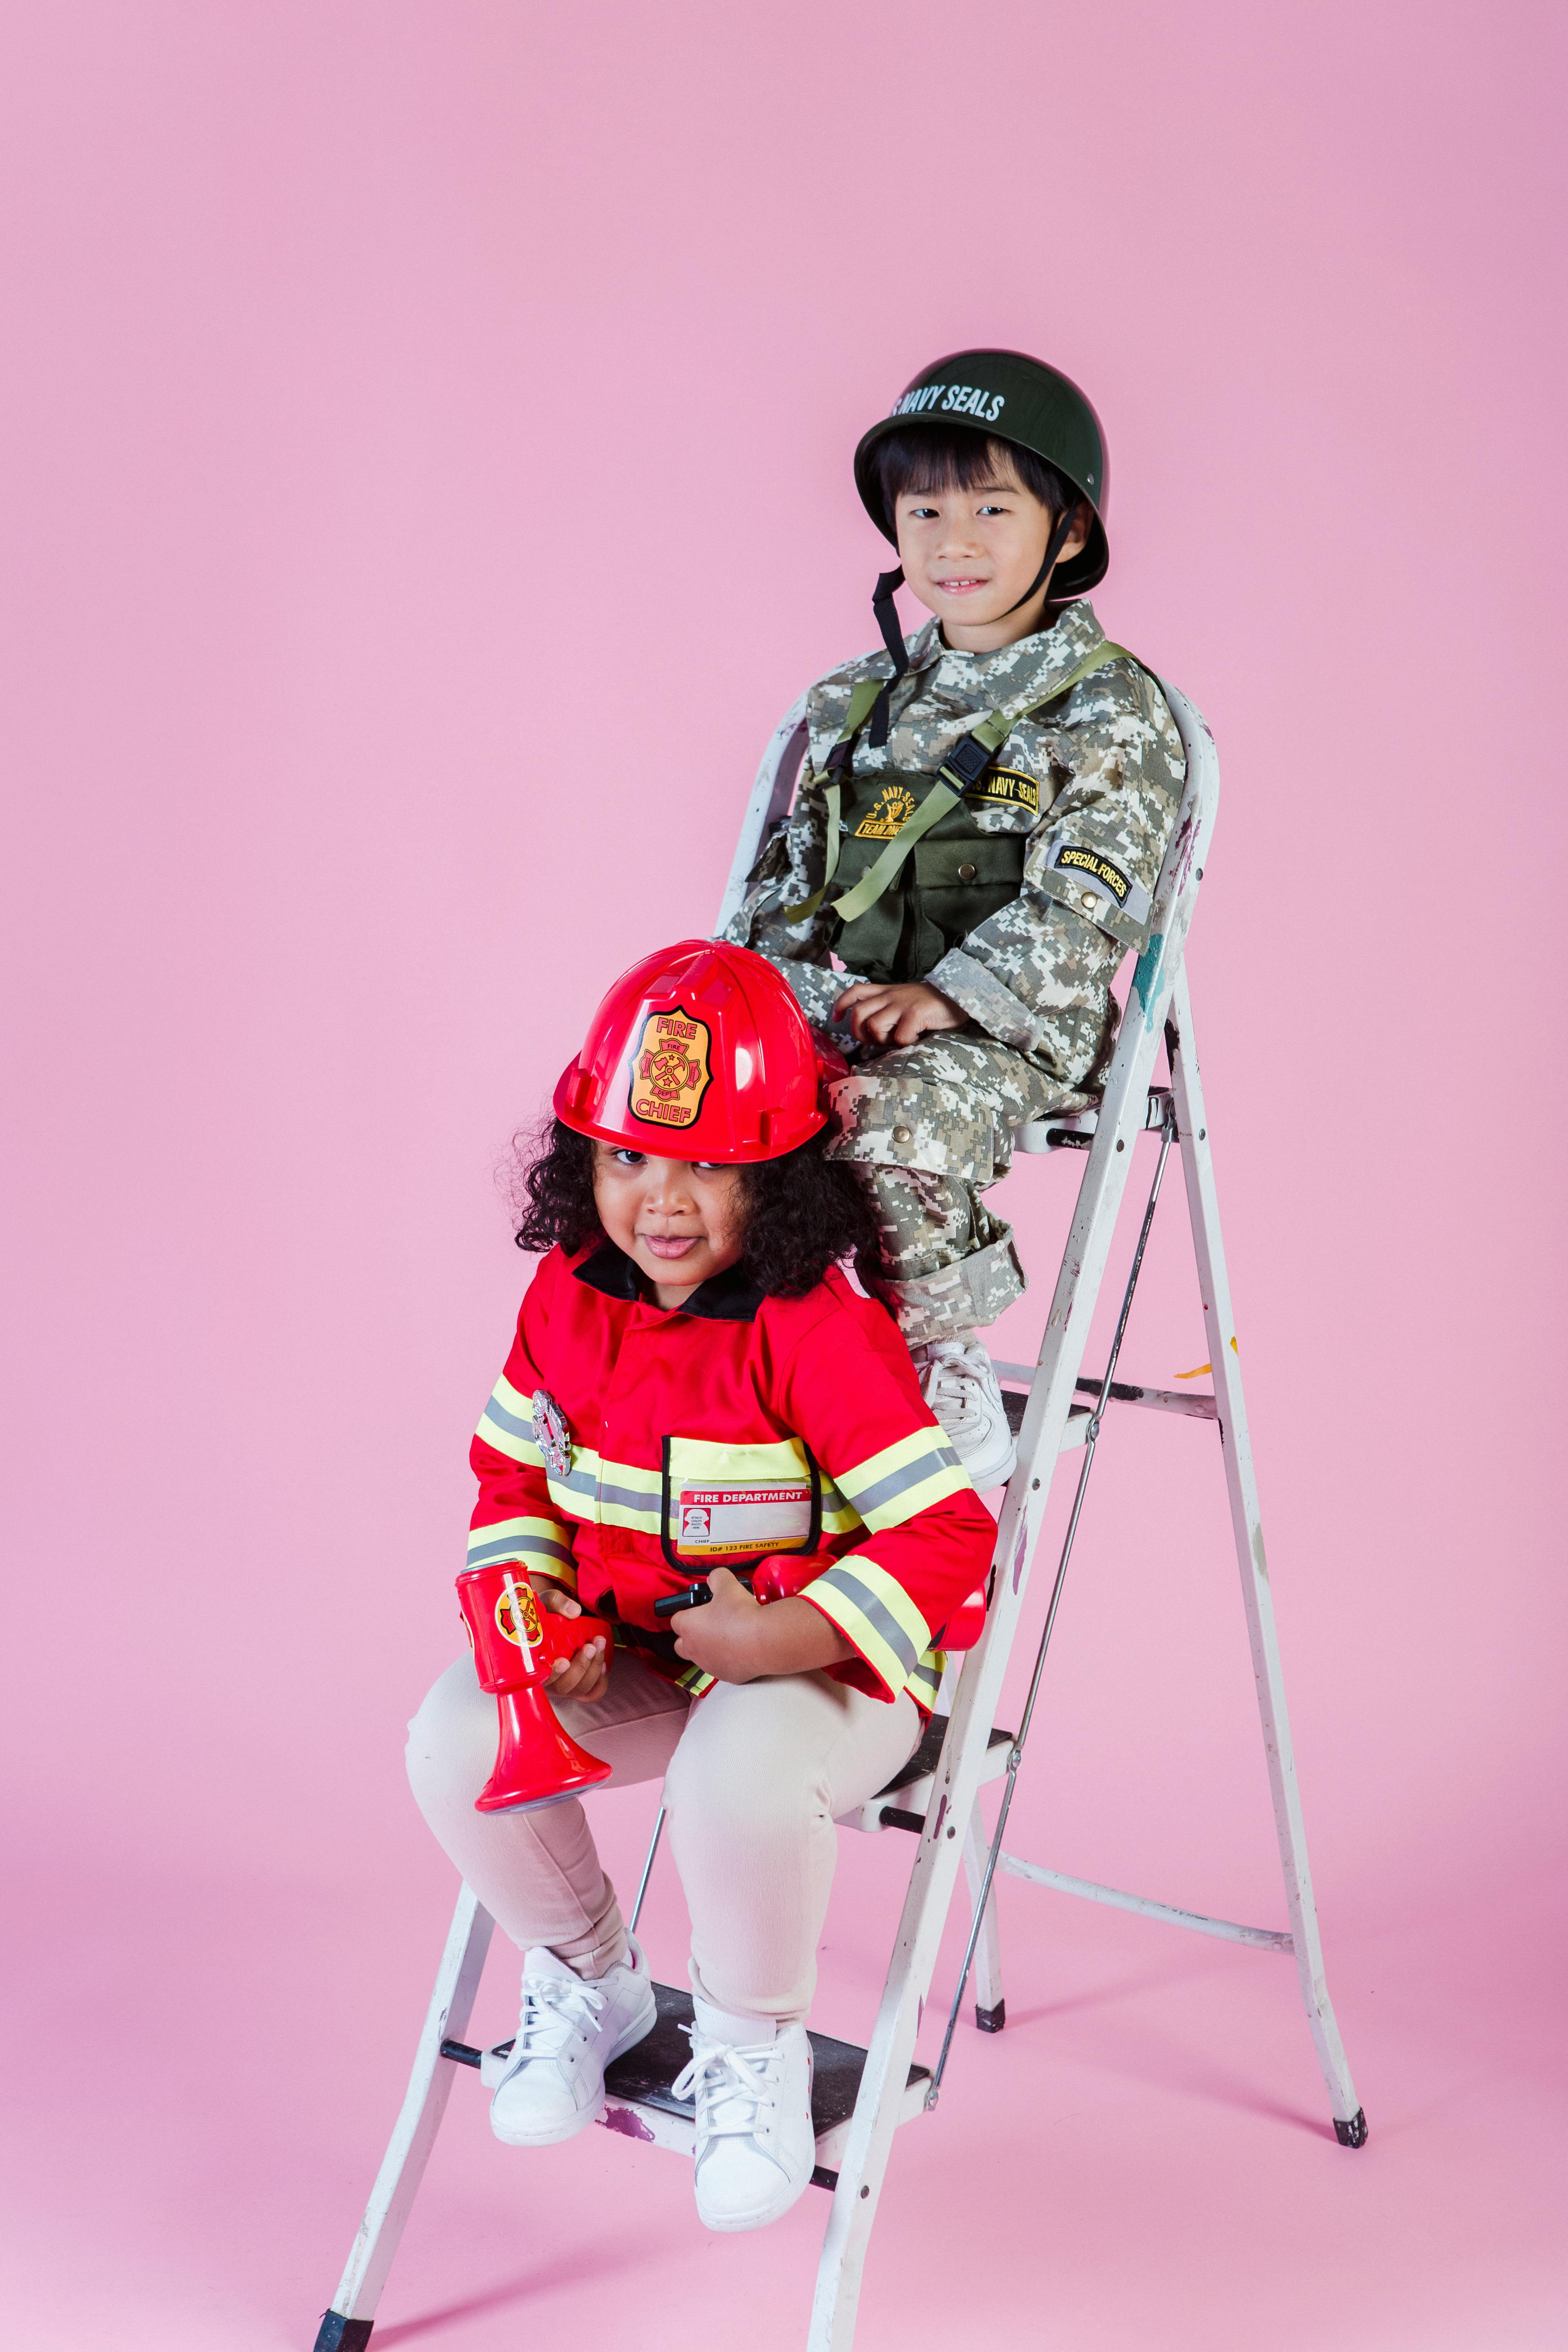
{"left": 724, "top": 601, "right": 1185, "bottom": 1081}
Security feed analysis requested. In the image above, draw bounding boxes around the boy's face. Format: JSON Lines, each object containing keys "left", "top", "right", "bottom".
{"left": 893, "top": 452, "right": 1087, "bottom": 650}
{"left": 592, "top": 1143, "right": 746, "bottom": 1309}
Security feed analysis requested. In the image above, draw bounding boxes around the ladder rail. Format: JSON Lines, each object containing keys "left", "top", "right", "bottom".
{"left": 1165, "top": 964, "right": 1364, "bottom": 2137}
{"left": 808, "top": 683, "right": 1217, "bottom": 2352}
{"left": 316, "top": 1885, "right": 494, "bottom": 2347}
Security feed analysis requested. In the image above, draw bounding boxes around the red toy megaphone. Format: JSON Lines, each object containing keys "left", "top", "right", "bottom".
{"left": 457, "top": 1565, "right": 615, "bottom": 1813}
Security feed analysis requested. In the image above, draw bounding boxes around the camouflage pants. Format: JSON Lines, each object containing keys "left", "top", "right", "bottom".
{"left": 824, "top": 1033, "right": 1095, "bottom": 1345}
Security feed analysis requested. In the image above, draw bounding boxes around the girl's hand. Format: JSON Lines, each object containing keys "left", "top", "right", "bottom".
{"left": 672, "top": 1566, "right": 853, "bottom": 1684}
{"left": 530, "top": 1575, "right": 611, "bottom": 1704}
{"left": 832, "top": 980, "right": 968, "bottom": 1049}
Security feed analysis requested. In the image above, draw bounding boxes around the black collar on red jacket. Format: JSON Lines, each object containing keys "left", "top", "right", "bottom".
{"left": 572, "top": 1243, "right": 765, "bottom": 1323}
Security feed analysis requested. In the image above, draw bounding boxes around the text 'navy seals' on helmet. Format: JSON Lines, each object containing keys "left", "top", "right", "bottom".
{"left": 854, "top": 348, "right": 1109, "bottom": 597}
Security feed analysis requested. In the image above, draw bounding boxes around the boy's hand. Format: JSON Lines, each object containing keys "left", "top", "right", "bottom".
{"left": 530, "top": 1575, "right": 611, "bottom": 1704}
{"left": 672, "top": 1566, "right": 853, "bottom": 1684}
{"left": 833, "top": 980, "right": 969, "bottom": 1049}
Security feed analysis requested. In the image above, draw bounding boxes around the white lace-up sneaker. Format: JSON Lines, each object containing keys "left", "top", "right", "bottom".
{"left": 670, "top": 2000, "right": 815, "bottom": 2232}
{"left": 912, "top": 1337, "right": 1018, "bottom": 1488}
{"left": 489, "top": 1938, "right": 657, "bottom": 2147}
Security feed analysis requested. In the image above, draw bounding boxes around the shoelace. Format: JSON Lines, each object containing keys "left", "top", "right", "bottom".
{"left": 510, "top": 1971, "right": 608, "bottom": 2060}
{"left": 921, "top": 1349, "right": 989, "bottom": 1441}
{"left": 671, "top": 2030, "right": 782, "bottom": 2141}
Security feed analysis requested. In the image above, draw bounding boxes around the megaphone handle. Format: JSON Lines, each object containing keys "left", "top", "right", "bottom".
{"left": 653, "top": 1579, "right": 713, "bottom": 1619}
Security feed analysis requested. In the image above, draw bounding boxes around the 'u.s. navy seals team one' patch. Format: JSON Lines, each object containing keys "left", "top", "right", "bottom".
{"left": 1052, "top": 842, "right": 1133, "bottom": 905}
{"left": 628, "top": 1004, "right": 713, "bottom": 1130}
{"left": 965, "top": 766, "right": 1039, "bottom": 815}
{"left": 854, "top": 784, "right": 918, "bottom": 840}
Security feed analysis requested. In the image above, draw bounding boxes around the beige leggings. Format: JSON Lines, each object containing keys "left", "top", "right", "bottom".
{"left": 406, "top": 1648, "right": 920, "bottom": 2025}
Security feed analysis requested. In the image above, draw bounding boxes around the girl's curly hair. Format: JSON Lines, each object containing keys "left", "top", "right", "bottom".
{"left": 508, "top": 1119, "right": 891, "bottom": 1302}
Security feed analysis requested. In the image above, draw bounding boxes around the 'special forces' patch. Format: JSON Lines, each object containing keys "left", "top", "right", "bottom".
{"left": 965, "top": 766, "right": 1039, "bottom": 815}
{"left": 1051, "top": 842, "right": 1133, "bottom": 905}
{"left": 628, "top": 1004, "right": 713, "bottom": 1130}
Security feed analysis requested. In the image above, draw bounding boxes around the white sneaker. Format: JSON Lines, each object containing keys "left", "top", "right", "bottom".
{"left": 670, "top": 2000, "right": 815, "bottom": 2232}
{"left": 913, "top": 1338, "right": 1017, "bottom": 1488}
{"left": 489, "top": 1937, "right": 657, "bottom": 2147}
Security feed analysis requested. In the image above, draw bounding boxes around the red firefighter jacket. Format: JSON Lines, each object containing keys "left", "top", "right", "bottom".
{"left": 468, "top": 1242, "right": 996, "bottom": 1709}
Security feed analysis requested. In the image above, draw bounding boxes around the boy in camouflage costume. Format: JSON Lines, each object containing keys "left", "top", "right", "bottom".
{"left": 724, "top": 350, "right": 1185, "bottom": 1483}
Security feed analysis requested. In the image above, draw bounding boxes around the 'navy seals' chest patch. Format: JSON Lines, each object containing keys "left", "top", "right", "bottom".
{"left": 853, "top": 783, "right": 918, "bottom": 840}
{"left": 965, "top": 766, "right": 1039, "bottom": 816}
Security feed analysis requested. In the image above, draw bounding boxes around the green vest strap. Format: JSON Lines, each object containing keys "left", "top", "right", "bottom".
{"left": 782, "top": 676, "right": 886, "bottom": 922}
{"left": 824, "top": 639, "right": 1134, "bottom": 930}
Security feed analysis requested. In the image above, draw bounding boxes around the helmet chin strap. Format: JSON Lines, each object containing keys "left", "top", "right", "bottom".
{"left": 868, "top": 566, "right": 908, "bottom": 748}
{"left": 999, "top": 501, "right": 1080, "bottom": 619}
{"left": 865, "top": 505, "right": 1080, "bottom": 746}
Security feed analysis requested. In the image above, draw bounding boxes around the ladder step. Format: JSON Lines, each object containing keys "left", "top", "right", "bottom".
{"left": 442, "top": 1984, "right": 931, "bottom": 2181}
{"left": 998, "top": 1370, "right": 1217, "bottom": 1431}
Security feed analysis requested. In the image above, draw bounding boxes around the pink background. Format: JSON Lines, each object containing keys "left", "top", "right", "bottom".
{"left": 3, "top": 4, "right": 1564, "bottom": 2346}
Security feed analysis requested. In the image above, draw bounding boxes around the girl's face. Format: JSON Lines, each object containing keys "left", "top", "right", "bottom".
{"left": 893, "top": 454, "right": 1087, "bottom": 652}
{"left": 592, "top": 1144, "right": 746, "bottom": 1310}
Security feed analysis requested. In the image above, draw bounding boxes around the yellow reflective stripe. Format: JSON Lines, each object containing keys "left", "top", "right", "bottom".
{"left": 803, "top": 1555, "right": 929, "bottom": 1699}
{"left": 589, "top": 1454, "right": 663, "bottom": 1532}
{"left": 666, "top": 1435, "right": 811, "bottom": 1482}
{"left": 817, "top": 1555, "right": 930, "bottom": 1664}
{"left": 466, "top": 1517, "right": 577, "bottom": 1587}
{"left": 906, "top": 1648, "right": 945, "bottom": 1707}
{"left": 833, "top": 1425, "right": 972, "bottom": 1531}
{"left": 476, "top": 1373, "right": 543, "bottom": 1466}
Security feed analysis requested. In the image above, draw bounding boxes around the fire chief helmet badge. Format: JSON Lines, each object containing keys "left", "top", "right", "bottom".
{"left": 628, "top": 1004, "right": 713, "bottom": 1130}
{"left": 530, "top": 1388, "right": 573, "bottom": 1482}
{"left": 552, "top": 938, "right": 843, "bottom": 1165}
{"left": 850, "top": 348, "right": 1111, "bottom": 739}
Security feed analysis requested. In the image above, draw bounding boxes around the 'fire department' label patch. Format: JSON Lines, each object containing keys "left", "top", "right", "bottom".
{"left": 854, "top": 783, "right": 918, "bottom": 840}
{"left": 628, "top": 1005, "right": 714, "bottom": 1131}
{"left": 495, "top": 1579, "right": 544, "bottom": 1652}
{"left": 675, "top": 1484, "right": 813, "bottom": 1557}
{"left": 1051, "top": 842, "right": 1132, "bottom": 905}
{"left": 965, "top": 766, "right": 1039, "bottom": 815}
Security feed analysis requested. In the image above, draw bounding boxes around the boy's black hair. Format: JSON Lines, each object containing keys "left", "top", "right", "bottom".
{"left": 510, "top": 1120, "right": 891, "bottom": 1303}
{"left": 873, "top": 423, "right": 1078, "bottom": 523}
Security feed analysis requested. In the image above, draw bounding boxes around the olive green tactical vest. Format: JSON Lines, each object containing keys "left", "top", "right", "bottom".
{"left": 827, "top": 766, "right": 1028, "bottom": 983}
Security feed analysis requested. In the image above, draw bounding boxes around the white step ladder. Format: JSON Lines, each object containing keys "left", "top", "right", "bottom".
{"left": 312, "top": 678, "right": 1364, "bottom": 2352}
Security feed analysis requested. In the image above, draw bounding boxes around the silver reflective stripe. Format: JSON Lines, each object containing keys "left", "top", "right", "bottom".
{"left": 819, "top": 1566, "right": 919, "bottom": 1675}
{"left": 552, "top": 1466, "right": 599, "bottom": 1501}
{"left": 595, "top": 1477, "right": 662, "bottom": 1518}
{"left": 482, "top": 1397, "right": 535, "bottom": 1441}
{"left": 849, "top": 1444, "right": 962, "bottom": 1521}
{"left": 467, "top": 1531, "right": 574, "bottom": 1568}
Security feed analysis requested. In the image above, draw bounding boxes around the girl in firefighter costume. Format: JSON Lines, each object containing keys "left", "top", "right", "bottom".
{"left": 407, "top": 940, "right": 994, "bottom": 2232}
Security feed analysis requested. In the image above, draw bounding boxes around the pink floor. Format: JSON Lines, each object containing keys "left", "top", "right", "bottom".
{"left": 6, "top": 1771, "right": 1563, "bottom": 2351}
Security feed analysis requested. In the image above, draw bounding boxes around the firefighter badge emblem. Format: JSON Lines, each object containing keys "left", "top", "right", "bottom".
{"left": 531, "top": 1388, "right": 574, "bottom": 1481}
{"left": 495, "top": 1576, "right": 545, "bottom": 1652}
{"left": 627, "top": 1004, "right": 714, "bottom": 1131}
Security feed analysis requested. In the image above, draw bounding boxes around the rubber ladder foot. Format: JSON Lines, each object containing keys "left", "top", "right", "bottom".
{"left": 975, "top": 1999, "right": 1006, "bottom": 2034}
{"left": 313, "top": 2314, "right": 373, "bottom": 2351}
{"left": 1333, "top": 2107, "right": 1369, "bottom": 2149}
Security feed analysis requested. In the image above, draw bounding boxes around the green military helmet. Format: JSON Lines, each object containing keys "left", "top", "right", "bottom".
{"left": 853, "top": 348, "right": 1109, "bottom": 597}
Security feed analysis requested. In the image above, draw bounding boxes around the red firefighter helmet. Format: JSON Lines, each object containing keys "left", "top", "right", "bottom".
{"left": 553, "top": 940, "right": 840, "bottom": 1163}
